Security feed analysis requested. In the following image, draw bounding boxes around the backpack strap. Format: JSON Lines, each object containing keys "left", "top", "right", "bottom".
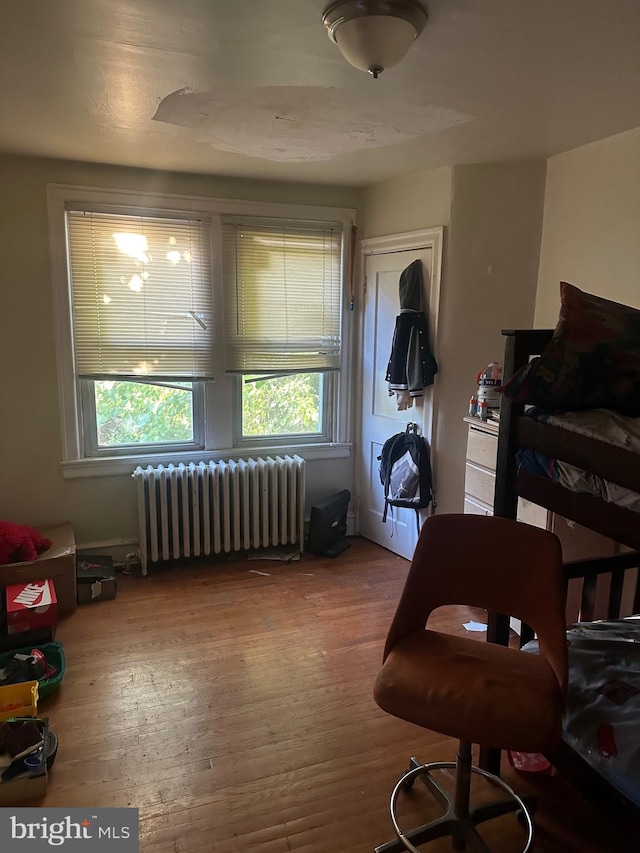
{"left": 409, "top": 423, "right": 428, "bottom": 533}
{"left": 387, "top": 502, "right": 395, "bottom": 535}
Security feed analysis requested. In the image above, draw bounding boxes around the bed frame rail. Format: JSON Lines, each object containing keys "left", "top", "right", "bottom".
{"left": 517, "top": 550, "right": 640, "bottom": 647}
{"left": 517, "top": 417, "right": 640, "bottom": 492}
{"left": 493, "top": 329, "right": 553, "bottom": 522}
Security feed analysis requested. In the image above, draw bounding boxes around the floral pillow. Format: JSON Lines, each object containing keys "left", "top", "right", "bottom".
{"left": 498, "top": 283, "right": 640, "bottom": 416}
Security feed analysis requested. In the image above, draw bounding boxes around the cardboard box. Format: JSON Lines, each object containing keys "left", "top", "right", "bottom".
{"left": 0, "top": 763, "right": 47, "bottom": 805}
{"left": 0, "top": 524, "right": 76, "bottom": 618}
{"left": 76, "top": 555, "right": 117, "bottom": 605}
{"left": 0, "top": 627, "right": 55, "bottom": 654}
{"left": 77, "top": 577, "right": 117, "bottom": 605}
{"left": 0, "top": 717, "right": 50, "bottom": 804}
{"left": 5, "top": 580, "right": 57, "bottom": 635}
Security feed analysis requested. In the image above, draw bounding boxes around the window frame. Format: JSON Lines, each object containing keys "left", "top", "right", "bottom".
{"left": 48, "top": 184, "right": 355, "bottom": 478}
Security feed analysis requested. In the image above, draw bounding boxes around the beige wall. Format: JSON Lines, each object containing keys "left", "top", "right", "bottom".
{"left": 535, "top": 127, "right": 640, "bottom": 326}
{"left": 0, "top": 154, "right": 362, "bottom": 548}
{"left": 435, "top": 161, "right": 546, "bottom": 514}
{"left": 361, "top": 161, "right": 546, "bottom": 518}
{"left": 361, "top": 167, "right": 452, "bottom": 239}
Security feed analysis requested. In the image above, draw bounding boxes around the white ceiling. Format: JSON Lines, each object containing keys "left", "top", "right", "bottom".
{"left": 1, "top": 0, "right": 638, "bottom": 187}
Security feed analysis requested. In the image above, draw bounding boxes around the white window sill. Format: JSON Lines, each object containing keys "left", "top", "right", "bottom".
{"left": 61, "top": 442, "right": 352, "bottom": 479}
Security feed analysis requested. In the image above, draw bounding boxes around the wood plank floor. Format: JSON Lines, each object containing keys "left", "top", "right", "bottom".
{"left": 30, "top": 537, "right": 638, "bottom": 851}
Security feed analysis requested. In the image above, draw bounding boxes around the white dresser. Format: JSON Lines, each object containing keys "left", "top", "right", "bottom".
{"left": 463, "top": 416, "right": 547, "bottom": 527}
{"left": 464, "top": 417, "right": 498, "bottom": 515}
{"left": 463, "top": 416, "right": 499, "bottom": 517}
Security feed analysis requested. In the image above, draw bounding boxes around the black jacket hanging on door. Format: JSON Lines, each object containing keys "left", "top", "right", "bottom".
{"left": 385, "top": 260, "right": 438, "bottom": 400}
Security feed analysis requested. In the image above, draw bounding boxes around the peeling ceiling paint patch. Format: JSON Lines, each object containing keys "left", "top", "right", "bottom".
{"left": 152, "top": 86, "right": 472, "bottom": 162}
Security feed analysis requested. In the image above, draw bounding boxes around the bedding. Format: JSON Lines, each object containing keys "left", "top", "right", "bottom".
{"left": 524, "top": 618, "right": 640, "bottom": 808}
{"left": 516, "top": 408, "right": 640, "bottom": 514}
{"left": 499, "top": 283, "right": 640, "bottom": 415}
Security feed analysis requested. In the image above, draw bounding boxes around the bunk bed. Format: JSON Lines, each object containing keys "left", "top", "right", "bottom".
{"left": 484, "top": 284, "right": 640, "bottom": 817}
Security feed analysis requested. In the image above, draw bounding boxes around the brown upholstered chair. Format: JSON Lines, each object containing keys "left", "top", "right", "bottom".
{"left": 373, "top": 513, "right": 567, "bottom": 853}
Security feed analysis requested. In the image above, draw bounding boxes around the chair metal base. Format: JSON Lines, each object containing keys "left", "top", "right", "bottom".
{"left": 375, "top": 745, "right": 534, "bottom": 853}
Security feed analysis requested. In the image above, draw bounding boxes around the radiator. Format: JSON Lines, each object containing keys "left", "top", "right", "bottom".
{"left": 132, "top": 455, "right": 306, "bottom": 575}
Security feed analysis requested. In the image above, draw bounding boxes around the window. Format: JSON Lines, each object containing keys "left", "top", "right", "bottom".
{"left": 66, "top": 208, "right": 212, "bottom": 456}
{"left": 222, "top": 218, "right": 342, "bottom": 445}
{"left": 241, "top": 373, "right": 325, "bottom": 438}
{"left": 83, "top": 379, "right": 202, "bottom": 452}
{"left": 50, "top": 186, "right": 354, "bottom": 475}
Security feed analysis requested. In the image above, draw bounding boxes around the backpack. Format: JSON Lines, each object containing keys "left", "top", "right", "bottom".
{"left": 378, "top": 423, "right": 435, "bottom": 531}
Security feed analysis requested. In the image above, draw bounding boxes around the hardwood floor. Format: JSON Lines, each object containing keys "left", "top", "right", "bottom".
{"left": 28, "top": 537, "right": 638, "bottom": 851}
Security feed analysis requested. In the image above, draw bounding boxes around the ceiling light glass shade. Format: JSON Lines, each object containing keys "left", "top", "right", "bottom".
{"left": 334, "top": 16, "right": 417, "bottom": 75}
{"left": 323, "top": 0, "right": 428, "bottom": 77}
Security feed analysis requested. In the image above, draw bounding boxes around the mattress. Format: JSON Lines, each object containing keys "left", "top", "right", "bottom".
{"left": 525, "top": 618, "right": 640, "bottom": 807}
{"left": 516, "top": 408, "right": 640, "bottom": 514}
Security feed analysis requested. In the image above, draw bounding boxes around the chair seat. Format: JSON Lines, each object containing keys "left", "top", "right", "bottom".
{"left": 374, "top": 629, "right": 564, "bottom": 753}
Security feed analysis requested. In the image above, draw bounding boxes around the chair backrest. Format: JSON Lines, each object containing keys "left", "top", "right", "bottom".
{"left": 382, "top": 513, "right": 568, "bottom": 693}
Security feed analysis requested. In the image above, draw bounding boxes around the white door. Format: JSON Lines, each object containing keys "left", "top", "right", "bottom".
{"left": 357, "top": 229, "right": 443, "bottom": 560}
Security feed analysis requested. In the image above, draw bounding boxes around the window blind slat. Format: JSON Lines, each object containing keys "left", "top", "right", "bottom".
{"left": 67, "top": 209, "right": 215, "bottom": 380}
{"left": 222, "top": 220, "right": 343, "bottom": 374}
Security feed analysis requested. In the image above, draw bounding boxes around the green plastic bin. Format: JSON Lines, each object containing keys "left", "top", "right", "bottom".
{"left": 0, "top": 642, "right": 65, "bottom": 700}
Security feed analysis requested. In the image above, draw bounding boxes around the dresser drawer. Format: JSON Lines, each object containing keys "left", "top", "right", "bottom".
{"left": 465, "top": 462, "right": 496, "bottom": 506}
{"left": 464, "top": 496, "right": 493, "bottom": 516}
{"left": 517, "top": 497, "right": 548, "bottom": 530}
{"left": 466, "top": 426, "right": 498, "bottom": 471}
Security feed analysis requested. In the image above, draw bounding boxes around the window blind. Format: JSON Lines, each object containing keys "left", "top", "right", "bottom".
{"left": 221, "top": 219, "right": 343, "bottom": 374}
{"left": 66, "top": 209, "right": 215, "bottom": 381}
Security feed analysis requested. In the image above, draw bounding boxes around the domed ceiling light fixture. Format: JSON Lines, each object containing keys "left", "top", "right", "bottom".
{"left": 322, "top": 0, "right": 428, "bottom": 79}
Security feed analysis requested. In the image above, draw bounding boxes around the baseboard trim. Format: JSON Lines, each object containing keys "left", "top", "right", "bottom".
{"left": 77, "top": 538, "right": 138, "bottom": 558}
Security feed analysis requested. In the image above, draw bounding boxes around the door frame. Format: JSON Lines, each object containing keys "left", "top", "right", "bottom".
{"left": 354, "top": 227, "right": 444, "bottom": 535}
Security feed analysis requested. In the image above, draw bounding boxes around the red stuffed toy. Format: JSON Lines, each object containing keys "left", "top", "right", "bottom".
{"left": 0, "top": 521, "right": 52, "bottom": 565}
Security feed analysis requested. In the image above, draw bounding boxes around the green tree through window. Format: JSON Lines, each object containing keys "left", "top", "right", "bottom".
{"left": 95, "top": 380, "right": 194, "bottom": 446}
{"left": 242, "top": 374, "right": 321, "bottom": 437}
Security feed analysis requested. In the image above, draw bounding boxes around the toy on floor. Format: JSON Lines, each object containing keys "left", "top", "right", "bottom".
{"left": 507, "top": 750, "right": 552, "bottom": 774}
{"left": 0, "top": 522, "right": 51, "bottom": 566}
